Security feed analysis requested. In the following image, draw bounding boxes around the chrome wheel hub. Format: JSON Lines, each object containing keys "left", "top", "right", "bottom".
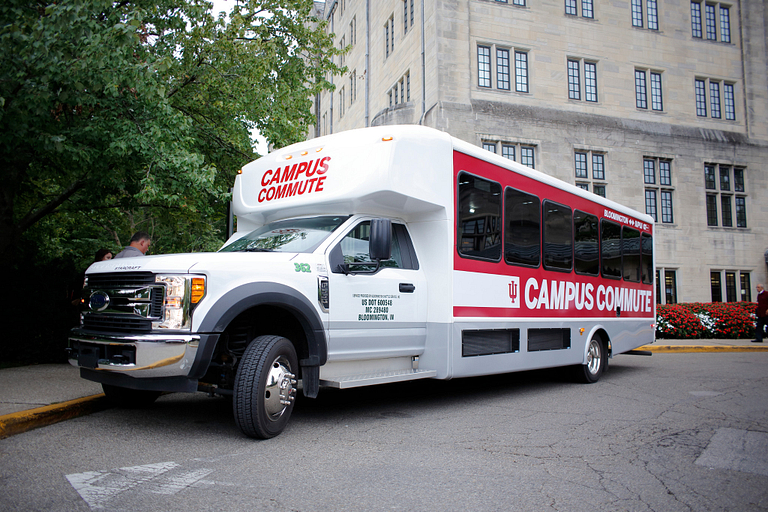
{"left": 264, "top": 356, "right": 297, "bottom": 419}
{"left": 586, "top": 339, "right": 601, "bottom": 375}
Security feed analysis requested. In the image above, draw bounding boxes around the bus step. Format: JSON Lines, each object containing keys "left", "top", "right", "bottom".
{"left": 320, "top": 368, "right": 437, "bottom": 389}
{"left": 625, "top": 349, "right": 653, "bottom": 356}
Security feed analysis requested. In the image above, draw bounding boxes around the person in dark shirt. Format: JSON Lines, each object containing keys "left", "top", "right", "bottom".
{"left": 753, "top": 284, "right": 768, "bottom": 343}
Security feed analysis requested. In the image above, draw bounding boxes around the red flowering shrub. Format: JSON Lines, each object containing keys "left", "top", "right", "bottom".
{"left": 656, "top": 302, "right": 756, "bottom": 339}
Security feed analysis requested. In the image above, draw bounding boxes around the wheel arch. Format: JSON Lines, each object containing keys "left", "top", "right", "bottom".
{"left": 189, "top": 282, "right": 327, "bottom": 380}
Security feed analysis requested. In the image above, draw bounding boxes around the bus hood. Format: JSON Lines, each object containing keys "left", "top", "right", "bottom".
{"left": 86, "top": 251, "right": 303, "bottom": 276}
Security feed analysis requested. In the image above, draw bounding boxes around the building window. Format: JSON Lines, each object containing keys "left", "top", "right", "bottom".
{"left": 521, "top": 147, "right": 535, "bottom": 168}
{"left": 565, "top": 0, "right": 594, "bottom": 18}
{"left": 574, "top": 151, "right": 606, "bottom": 196}
{"left": 568, "top": 60, "right": 580, "bottom": 100}
{"left": 568, "top": 59, "right": 598, "bottom": 102}
{"left": 635, "top": 69, "right": 663, "bottom": 111}
{"left": 385, "top": 15, "right": 394, "bottom": 58}
{"left": 705, "top": 164, "right": 747, "bottom": 228}
{"left": 478, "top": 46, "right": 491, "bottom": 88}
{"left": 388, "top": 72, "right": 411, "bottom": 107}
{"left": 339, "top": 87, "right": 345, "bottom": 118}
{"left": 350, "top": 17, "right": 356, "bottom": 46}
{"left": 656, "top": 269, "right": 677, "bottom": 304}
{"left": 711, "top": 270, "right": 751, "bottom": 302}
{"left": 483, "top": 141, "right": 536, "bottom": 169}
{"left": 478, "top": 44, "right": 529, "bottom": 94}
{"left": 741, "top": 273, "right": 752, "bottom": 302}
{"left": 691, "top": 1, "right": 731, "bottom": 42}
{"left": 710, "top": 81, "right": 721, "bottom": 118}
{"left": 635, "top": 70, "right": 647, "bottom": 109}
{"left": 497, "top": 48, "right": 510, "bottom": 90}
{"left": 724, "top": 83, "right": 735, "bottom": 120}
{"left": 719, "top": 6, "right": 731, "bottom": 43}
{"left": 644, "top": 158, "right": 674, "bottom": 223}
{"left": 631, "top": 0, "right": 643, "bottom": 27}
{"left": 515, "top": 51, "right": 529, "bottom": 93}
{"left": 691, "top": 2, "right": 702, "bottom": 37}
{"left": 695, "top": 78, "right": 734, "bottom": 119}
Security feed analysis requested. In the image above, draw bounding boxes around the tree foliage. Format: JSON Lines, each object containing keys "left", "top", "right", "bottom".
{"left": 0, "top": 0, "right": 342, "bottom": 269}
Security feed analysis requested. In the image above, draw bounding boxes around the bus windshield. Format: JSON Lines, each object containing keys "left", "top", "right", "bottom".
{"left": 220, "top": 216, "right": 350, "bottom": 253}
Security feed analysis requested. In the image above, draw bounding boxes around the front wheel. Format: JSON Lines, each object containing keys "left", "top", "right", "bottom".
{"left": 574, "top": 334, "right": 608, "bottom": 383}
{"left": 233, "top": 335, "right": 298, "bottom": 439}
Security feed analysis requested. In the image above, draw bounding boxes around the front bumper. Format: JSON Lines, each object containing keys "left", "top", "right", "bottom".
{"left": 68, "top": 329, "right": 201, "bottom": 380}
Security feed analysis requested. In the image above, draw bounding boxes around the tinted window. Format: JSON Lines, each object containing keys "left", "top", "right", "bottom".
{"left": 504, "top": 187, "right": 540, "bottom": 267}
{"left": 641, "top": 233, "right": 653, "bottom": 284}
{"left": 622, "top": 227, "right": 642, "bottom": 282}
{"left": 574, "top": 210, "right": 599, "bottom": 276}
{"left": 458, "top": 172, "right": 502, "bottom": 261}
{"left": 543, "top": 201, "right": 572, "bottom": 271}
{"left": 601, "top": 220, "right": 621, "bottom": 279}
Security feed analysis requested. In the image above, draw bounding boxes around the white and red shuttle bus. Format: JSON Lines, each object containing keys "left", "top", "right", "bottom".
{"left": 70, "top": 125, "right": 655, "bottom": 438}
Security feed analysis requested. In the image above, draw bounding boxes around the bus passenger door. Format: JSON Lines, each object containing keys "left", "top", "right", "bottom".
{"left": 326, "top": 220, "right": 427, "bottom": 362}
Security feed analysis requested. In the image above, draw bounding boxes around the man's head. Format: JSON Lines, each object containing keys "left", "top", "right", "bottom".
{"left": 129, "top": 231, "right": 151, "bottom": 255}
{"left": 758, "top": 284, "right": 765, "bottom": 293}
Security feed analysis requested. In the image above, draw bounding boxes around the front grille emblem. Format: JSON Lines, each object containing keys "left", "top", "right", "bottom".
{"left": 89, "top": 291, "right": 110, "bottom": 312}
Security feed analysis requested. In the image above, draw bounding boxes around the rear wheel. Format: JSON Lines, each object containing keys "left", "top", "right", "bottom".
{"left": 101, "top": 384, "right": 161, "bottom": 408}
{"left": 574, "top": 334, "right": 607, "bottom": 383}
{"left": 233, "top": 335, "right": 298, "bottom": 439}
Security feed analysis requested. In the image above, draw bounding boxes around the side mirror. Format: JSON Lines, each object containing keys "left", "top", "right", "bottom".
{"left": 369, "top": 218, "right": 392, "bottom": 262}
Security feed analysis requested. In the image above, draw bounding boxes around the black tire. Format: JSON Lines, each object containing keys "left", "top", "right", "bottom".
{"left": 101, "top": 383, "right": 162, "bottom": 408}
{"left": 574, "top": 334, "right": 608, "bottom": 383}
{"left": 233, "top": 335, "right": 298, "bottom": 439}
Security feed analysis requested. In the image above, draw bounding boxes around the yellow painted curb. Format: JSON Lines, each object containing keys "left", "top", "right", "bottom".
{"left": 0, "top": 394, "right": 108, "bottom": 439}
{"left": 638, "top": 344, "right": 768, "bottom": 353}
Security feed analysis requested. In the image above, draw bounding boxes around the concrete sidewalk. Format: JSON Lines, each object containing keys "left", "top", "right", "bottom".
{"left": 1, "top": 338, "right": 767, "bottom": 439}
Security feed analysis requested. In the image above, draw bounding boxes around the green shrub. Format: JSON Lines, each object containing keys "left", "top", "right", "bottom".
{"left": 656, "top": 302, "right": 756, "bottom": 339}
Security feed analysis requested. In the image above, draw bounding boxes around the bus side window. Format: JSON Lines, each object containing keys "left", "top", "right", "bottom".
{"left": 641, "top": 233, "right": 653, "bottom": 285}
{"left": 457, "top": 172, "right": 502, "bottom": 261}
{"left": 622, "top": 227, "right": 642, "bottom": 283}
{"left": 601, "top": 220, "right": 622, "bottom": 279}
{"left": 543, "top": 200, "right": 573, "bottom": 272}
{"left": 504, "top": 187, "right": 540, "bottom": 267}
{"left": 574, "top": 210, "right": 599, "bottom": 276}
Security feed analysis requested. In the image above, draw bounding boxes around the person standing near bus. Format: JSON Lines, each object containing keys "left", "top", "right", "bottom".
{"left": 114, "top": 231, "right": 151, "bottom": 258}
{"left": 753, "top": 284, "right": 768, "bottom": 343}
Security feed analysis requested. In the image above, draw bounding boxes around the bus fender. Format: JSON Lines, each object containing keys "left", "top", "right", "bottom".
{"left": 189, "top": 282, "right": 327, "bottom": 382}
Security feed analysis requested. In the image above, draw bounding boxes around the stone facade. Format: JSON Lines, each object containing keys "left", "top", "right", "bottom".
{"left": 314, "top": 0, "right": 768, "bottom": 304}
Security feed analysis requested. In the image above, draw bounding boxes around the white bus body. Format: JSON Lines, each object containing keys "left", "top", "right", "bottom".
{"left": 69, "top": 125, "right": 655, "bottom": 438}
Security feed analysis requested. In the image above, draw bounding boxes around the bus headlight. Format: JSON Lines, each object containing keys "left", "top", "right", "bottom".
{"left": 153, "top": 275, "right": 206, "bottom": 330}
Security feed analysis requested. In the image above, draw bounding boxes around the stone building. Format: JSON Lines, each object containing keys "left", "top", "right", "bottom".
{"left": 311, "top": 0, "right": 768, "bottom": 304}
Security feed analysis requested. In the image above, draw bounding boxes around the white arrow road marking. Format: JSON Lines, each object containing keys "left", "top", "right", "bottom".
{"left": 66, "top": 461, "right": 214, "bottom": 509}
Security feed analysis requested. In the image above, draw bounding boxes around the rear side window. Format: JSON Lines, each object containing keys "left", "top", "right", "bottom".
{"left": 622, "top": 227, "right": 642, "bottom": 283}
{"left": 542, "top": 200, "right": 573, "bottom": 271}
{"left": 458, "top": 172, "right": 502, "bottom": 261}
{"left": 574, "top": 210, "right": 599, "bottom": 276}
{"left": 601, "top": 220, "right": 622, "bottom": 279}
{"left": 504, "top": 187, "right": 540, "bottom": 267}
{"left": 641, "top": 233, "right": 653, "bottom": 284}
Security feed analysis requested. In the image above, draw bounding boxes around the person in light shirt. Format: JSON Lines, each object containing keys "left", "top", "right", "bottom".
{"left": 114, "top": 232, "right": 151, "bottom": 258}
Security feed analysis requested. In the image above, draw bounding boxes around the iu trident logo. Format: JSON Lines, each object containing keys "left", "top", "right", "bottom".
{"left": 508, "top": 277, "right": 520, "bottom": 308}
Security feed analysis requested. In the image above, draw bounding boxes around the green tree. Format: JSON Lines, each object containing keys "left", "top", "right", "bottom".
{"left": 0, "top": 0, "right": 342, "bottom": 268}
